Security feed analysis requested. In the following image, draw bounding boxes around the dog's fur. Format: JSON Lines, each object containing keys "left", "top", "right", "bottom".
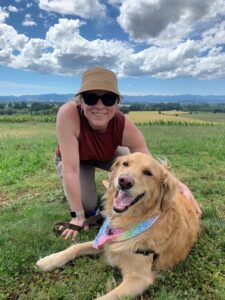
{"left": 36, "top": 153, "right": 200, "bottom": 300}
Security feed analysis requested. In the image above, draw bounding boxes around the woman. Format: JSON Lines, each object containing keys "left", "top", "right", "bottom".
{"left": 55, "top": 67, "right": 201, "bottom": 240}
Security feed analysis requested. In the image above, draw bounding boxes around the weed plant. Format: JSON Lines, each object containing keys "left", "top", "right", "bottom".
{"left": 0, "top": 122, "right": 224, "bottom": 300}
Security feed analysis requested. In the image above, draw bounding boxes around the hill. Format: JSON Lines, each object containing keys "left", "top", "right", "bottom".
{"left": 0, "top": 93, "right": 225, "bottom": 104}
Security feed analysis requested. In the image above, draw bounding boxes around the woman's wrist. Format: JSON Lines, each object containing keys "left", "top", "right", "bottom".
{"left": 70, "top": 209, "right": 85, "bottom": 218}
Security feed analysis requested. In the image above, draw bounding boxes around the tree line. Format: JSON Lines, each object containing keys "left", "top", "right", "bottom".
{"left": 0, "top": 102, "right": 62, "bottom": 115}
{"left": 0, "top": 101, "right": 225, "bottom": 115}
{"left": 121, "top": 102, "right": 225, "bottom": 114}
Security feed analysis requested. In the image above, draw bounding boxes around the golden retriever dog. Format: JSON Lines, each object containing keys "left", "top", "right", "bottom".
{"left": 36, "top": 153, "right": 200, "bottom": 300}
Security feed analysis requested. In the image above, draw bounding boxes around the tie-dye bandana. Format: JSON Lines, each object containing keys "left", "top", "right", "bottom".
{"left": 93, "top": 215, "right": 160, "bottom": 249}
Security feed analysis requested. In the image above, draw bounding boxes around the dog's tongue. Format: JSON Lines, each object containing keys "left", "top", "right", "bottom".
{"left": 114, "top": 190, "right": 133, "bottom": 210}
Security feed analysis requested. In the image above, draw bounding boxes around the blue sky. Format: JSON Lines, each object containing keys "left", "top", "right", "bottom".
{"left": 0, "top": 0, "right": 225, "bottom": 96}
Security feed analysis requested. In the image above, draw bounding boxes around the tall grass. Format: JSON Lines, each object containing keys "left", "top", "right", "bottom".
{"left": 1, "top": 111, "right": 224, "bottom": 125}
{"left": 0, "top": 122, "right": 224, "bottom": 300}
{"left": 0, "top": 114, "right": 56, "bottom": 123}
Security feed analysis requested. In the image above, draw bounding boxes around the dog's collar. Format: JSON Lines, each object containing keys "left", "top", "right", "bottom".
{"left": 93, "top": 215, "right": 160, "bottom": 249}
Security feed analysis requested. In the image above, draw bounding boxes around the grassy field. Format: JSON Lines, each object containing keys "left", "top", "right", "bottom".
{"left": 184, "top": 112, "right": 225, "bottom": 124}
{"left": 126, "top": 111, "right": 225, "bottom": 125}
{"left": 0, "top": 120, "right": 225, "bottom": 300}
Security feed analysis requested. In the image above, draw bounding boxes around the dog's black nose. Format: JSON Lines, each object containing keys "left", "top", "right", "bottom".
{"left": 118, "top": 174, "right": 134, "bottom": 190}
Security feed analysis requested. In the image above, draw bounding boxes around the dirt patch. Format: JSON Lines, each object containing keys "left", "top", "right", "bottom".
{"left": 0, "top": 191, "right": 9, "bottom": 202}
{"left": 0, "top": 191, "right": 10, "bottom": 204}
{"left": 15, "top": 188, "right": 30, "bottom": 198}
{"left": 0, "top": 188, "right": 30, "bottom": 208}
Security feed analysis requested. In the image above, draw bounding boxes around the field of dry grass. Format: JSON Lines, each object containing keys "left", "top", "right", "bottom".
{"left": 126, "top": 111, "right": 224, "bottom": 124}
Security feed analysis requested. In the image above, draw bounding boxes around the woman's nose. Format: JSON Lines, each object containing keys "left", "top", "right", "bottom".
{"left": 94, "top": 98, "right": 105, "bottom": 108}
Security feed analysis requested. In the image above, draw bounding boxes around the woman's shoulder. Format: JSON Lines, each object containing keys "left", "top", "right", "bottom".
{"left": 58, "top": 100, "right": 78, "bottom": 114}
{"left": 113, "top": 110, "right": 125, "bottom": 123}
{"left": 56, "top": 101, "right": 80, "bottom": 136}
{"left": 57, "top": 101, "right": 80, "bottom": 120}
{"left": 122, "top": 116, "right": 149, "bottom": 153}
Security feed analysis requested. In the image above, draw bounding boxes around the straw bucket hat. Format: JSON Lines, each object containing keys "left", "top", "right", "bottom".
{"left": 76, "top": 67, "right": 120, "bottom": 96}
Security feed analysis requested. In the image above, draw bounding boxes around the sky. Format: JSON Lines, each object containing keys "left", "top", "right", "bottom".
{"left": 0, "top": 0, "right": 225, "bottom": 96}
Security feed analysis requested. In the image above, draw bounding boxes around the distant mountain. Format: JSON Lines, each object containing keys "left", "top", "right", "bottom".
{"left": 0, "top": 93, "right": 225, "bottom": 104}
{"left": 0, "top": 93, "right": 74, "bottom": 103}
{"left": 124, "top": 94, "right": 225, "bottom": 104}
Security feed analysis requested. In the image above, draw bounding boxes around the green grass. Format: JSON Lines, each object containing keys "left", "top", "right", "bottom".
{"left": 184, "top": 112, "right": 225, "bottom": 123}
{"left": 0, "top": 122, "right": 225, "bottom": 300}
{"left": 0, "top": 114, "right": 56, "bottom": 123}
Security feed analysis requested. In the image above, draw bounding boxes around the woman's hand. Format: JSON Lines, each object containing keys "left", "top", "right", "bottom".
{"left": 61, "top": 217, "right": 88, "bottom": 241}
{"left": 177, "top": 181, "right": 202, "bottom": 217}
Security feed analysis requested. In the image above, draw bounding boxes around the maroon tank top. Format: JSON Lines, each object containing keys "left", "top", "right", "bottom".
{"left": 56, "top": 105, "right": 125, "bottom": 161}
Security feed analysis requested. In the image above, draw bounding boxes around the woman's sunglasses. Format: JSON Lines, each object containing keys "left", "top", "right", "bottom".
{"left": 81, "top": 92, "right": 119, "bottom": 107}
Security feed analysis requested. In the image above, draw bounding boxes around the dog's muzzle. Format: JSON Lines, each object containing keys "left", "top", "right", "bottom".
{"left": 113, "top": 190, "right": 145, "bottom": 213}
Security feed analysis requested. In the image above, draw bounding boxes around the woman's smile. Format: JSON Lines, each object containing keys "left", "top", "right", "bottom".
{"left": 92, "top": 111, "right": 107, "bottom": 116}
{"left": 81, "top": 90, "right": 119, "bottom": 130}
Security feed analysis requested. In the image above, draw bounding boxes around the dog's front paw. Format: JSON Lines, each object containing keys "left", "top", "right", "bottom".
{"left": 36, "top": 253, "right": 65, "bottom": 272}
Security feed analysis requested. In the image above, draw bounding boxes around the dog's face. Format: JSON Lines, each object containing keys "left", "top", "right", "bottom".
{"left": 106, "top": 152, "right": 176, "bottom": 215}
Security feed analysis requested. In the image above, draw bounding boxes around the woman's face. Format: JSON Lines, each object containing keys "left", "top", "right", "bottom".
{"left": 80, "top": 90, "right": 119, "bottom": 131}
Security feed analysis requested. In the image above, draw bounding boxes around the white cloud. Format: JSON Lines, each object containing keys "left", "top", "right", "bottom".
{"left": 0, "top": 48, "right": 12, "bottom": 65}
{"left": 0, "top": 1, "right": 225, "bottom": 81}
{"left": 201, "top": 21, "right": 225, "bottom": 49}
{"left": 8, "top": 5, "right": 19, "bottom": 13}
{"left": 26, "top": 3, "right": 33, "bottom": 8}
{"left": 120, "top": 40, "right": 199, "bottom": 77}
{"left": 117, "top": 0, "right": 224, "bottom": 46}
{"left": 121, "top": 35, "right": 225, "bottom": 80}
{"left": 38, "top": 0, "right": 106, "bottom": 18}
{"left": 0, "top": 22, "right": 28, "bottom": 65}
{"left": 22, "top": 14, "right": 37, "bottom": 27}
{"left": 11, "top": 18, "right": 132, "bottom": 75}
{"left": 46, "top": 18, "right": 84, "bottom": 46}
{"left": 0, "top": 8, "right": 9, "bottom": 23}
{"left": 12, "top": 38, "right": 54, "bottom": 73}
{"left": 0, "top": 23, "right": 28, "bottom": 50}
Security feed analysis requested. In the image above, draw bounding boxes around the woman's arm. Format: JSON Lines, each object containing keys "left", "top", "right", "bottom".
{"left": 121, "top": 117, "right": 150, "bottom": 154}
{"left": 177, "top": 181, "right": 202, "bottom": 216}
{"left": 56, "top": 102, "right": 86, "bottom": 239}
{"left": 56, "top": 102, "right": 82, "bottom": 212}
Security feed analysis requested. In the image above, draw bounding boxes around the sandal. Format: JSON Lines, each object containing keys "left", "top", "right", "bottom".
{"left": 53, "top": 212, "right": 104, "bottom": 236}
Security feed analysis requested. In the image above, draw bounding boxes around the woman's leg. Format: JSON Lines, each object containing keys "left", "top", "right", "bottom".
{"left": 55, "top": 156, "right": 97, "bottom": 214}
{"left": 79, "top": 161, "right": 97, "bottom": 212}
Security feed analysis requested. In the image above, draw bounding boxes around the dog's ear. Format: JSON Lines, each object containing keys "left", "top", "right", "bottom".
{"left": 158, "top": 168, "right": 177, "bottom": 211}
{"left": 102, "top": 180, "right": 110, "bottom": 188}
{"left": 107, "top": 157, "right": 123, "bottom": 189}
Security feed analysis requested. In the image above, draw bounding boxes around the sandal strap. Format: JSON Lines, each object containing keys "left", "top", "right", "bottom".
{"left": 53, "top": 212, "right": 104, "bottom": 236}
{"left": 53, "top": 222, "right": 83, "bottom": 236}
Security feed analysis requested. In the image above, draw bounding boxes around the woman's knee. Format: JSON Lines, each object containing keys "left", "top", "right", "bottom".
{"left": 115, "top": 146, "right": 130, "bottom": 157}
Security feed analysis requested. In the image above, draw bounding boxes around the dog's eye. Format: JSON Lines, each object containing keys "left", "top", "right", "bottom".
{"left": 122, "top": 161, "right": 129, "bottom": 167}
{"left": 143, "top": 170, "right": 153, "bottom": 176}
